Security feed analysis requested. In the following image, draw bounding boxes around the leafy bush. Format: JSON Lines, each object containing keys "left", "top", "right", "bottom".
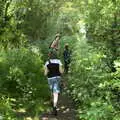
{"left": 68, "top": 36, "right": 120, "bottom": 120}
{"left": 0, "top": 46, "right": 49, "bottom": 108}
{"left": 0, "top": 95, "right": 16, "bottom": 120}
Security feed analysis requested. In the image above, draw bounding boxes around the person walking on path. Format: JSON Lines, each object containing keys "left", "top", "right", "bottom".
{"left": 49, "top": 33, "right": 61, "bottom": 51}
{"left": 44, "top": 50, "right": 64, "bottom": 116}
{"left": 63, "top": 44, "right": 71, "bottom": 74}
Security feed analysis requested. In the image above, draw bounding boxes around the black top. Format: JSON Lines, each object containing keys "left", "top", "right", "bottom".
{"left": 63, "top": 49, "right": 71, "bottom": 63}
{"left": 45, "top": 59, "right": 62, "bottom": 78}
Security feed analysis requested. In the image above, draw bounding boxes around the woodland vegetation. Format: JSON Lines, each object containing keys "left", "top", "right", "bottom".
{"left": 0, "top": 0, "right": 120, "bottom": 119}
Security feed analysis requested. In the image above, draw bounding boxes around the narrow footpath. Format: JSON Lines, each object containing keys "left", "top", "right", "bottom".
{"left": 14, "top": 76, "right": 77, "bottom": 120}
{"left": 41, "top": 76, "right": 77, "bottom": 120}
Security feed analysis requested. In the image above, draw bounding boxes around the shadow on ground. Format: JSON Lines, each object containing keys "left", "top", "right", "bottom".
{"left": 41, "top": 89, "right": 77, "bottom": 120}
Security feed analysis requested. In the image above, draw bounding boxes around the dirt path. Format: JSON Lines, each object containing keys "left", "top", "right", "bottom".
{"left": 41, "top": 76, "right": 77, "bottom": 120}
{"left": 14, "top": 76, "right": 77, "bottom": 120}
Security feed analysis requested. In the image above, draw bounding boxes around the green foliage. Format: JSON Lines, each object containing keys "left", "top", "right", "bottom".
{"left": 0, "top": 46, "right": 50, "bottom": 116}
{"left": 0, "top": 0, "right": 120, "bottom": 119}
{"left": 83, "top": 0, "right": 120, "bottom": 71}
{"left": 0, "top": 0, "right": 27, "bottom": 48}
{"left": 69, "top": 37, "right": 106, "bottom": 103}
{"left": 67, "top": 34, "right": 120, "bottom": 120}
{"left": 0, "top": 95, "right": 16, "bottom": 120}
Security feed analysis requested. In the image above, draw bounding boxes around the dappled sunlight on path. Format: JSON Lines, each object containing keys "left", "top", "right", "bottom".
{"left": 41, "top": 78, "right": 77, "bottom": 120}
{"left": 14, "top": 76, "right": 77, "bottom": 120}
{"left": 41, "top": 94, "right": 76, "bottom": 120}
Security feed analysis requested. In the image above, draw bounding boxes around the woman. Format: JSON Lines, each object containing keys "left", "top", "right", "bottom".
{"left": 49, "top": 33, "right": 61, "bottom": 50}
{"left": 44, "top": 50, "right": 63, "bottom": 116}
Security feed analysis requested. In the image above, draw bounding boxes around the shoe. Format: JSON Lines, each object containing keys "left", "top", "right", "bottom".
{"left": 50, "top": 101, "right": 53, "bottom": 107}
{"left": 53, "top": 107, "right": 57, "bottom": 116}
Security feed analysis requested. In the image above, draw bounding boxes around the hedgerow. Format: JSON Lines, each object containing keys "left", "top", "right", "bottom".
{"left": 68, "top": 36, "right": 120, "bottom": 120}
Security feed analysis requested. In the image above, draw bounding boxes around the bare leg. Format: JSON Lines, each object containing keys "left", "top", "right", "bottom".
{"left": 52, "top": 92, "right": 59, "bottom": 116}
{"left": 53, "top": 92, "right": 59, "bottom": 107}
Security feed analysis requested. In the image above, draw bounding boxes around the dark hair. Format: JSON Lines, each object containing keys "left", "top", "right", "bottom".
{"left": 65, "top": 44, "right": 69, "bottom": 50}
{"left": 55, "top": 33, "right": 61, "bottom": 39}
{"left": 48, "top": 50, "right": 58, "bottom": 59}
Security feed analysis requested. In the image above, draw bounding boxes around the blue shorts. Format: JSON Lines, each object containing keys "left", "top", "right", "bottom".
{"left": 48, "top": 76, "right": 61, "bottom": 93}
